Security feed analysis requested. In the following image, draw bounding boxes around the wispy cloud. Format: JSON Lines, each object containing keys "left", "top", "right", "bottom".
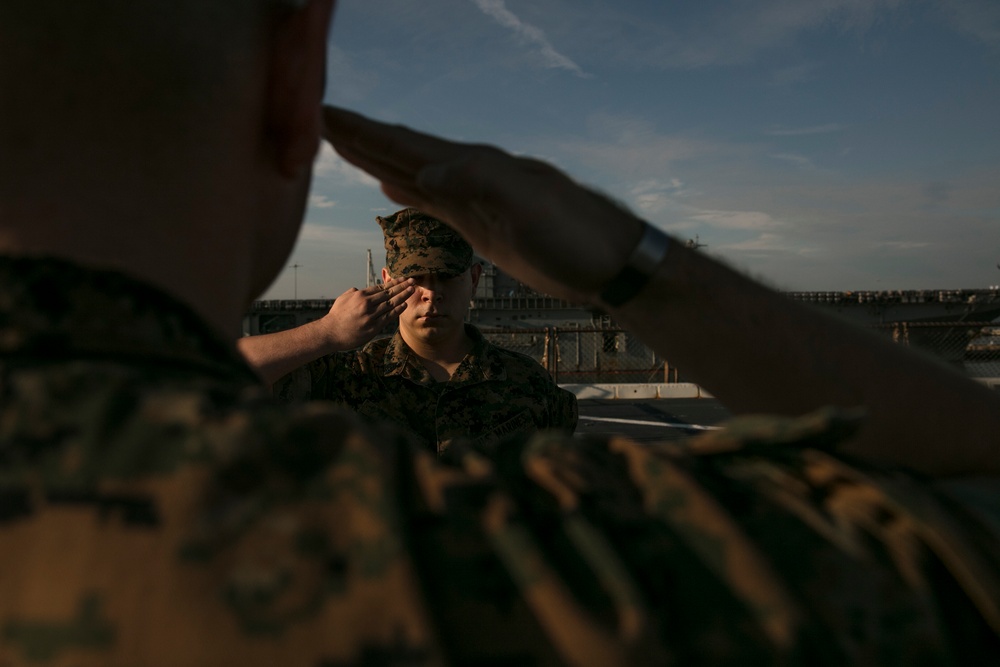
{"left": 690, "top": 209, "right": 785, "bottom": 232}
{"left": 578, "top": 0, "right": 908, "bottom": 70}
{"left": 298, "top": 222, "right": 376, "bottom": 247}
{"left": 939, "top": 0, "right": 1000, "bottom": 45}
{"left": 768, "top": 62, "right": 820, "bottom": 86}
{"left": 921, "top": 181, "right": 952, "bottom": 209}
{"left": 470, "top": 0, "right": 588, "bottom": 77}
{"left": 720, "top": 232, "right": 816, "bottom": 254}
{"left": 769, "top": 152, "right": 818, "bottom": 169}
{"left": 628, "top": 178, "right": 691, "bottom": 215}
{"left": 325, "top": 46, "right": 380, "bottom": 104}
{"left": 313, "top": 143, "right": 380, "bottom": 189}
{"left": 874, "top": 240, "right": 932, "bottom": 250}
{"left": 309, "top": 195, "right": 337, "bottom": 209}
{"left": 766, "top": 123, "right": 846, "bottom": 136}
{"left": 554, "top": 113, "right": 725, "bottom": 182}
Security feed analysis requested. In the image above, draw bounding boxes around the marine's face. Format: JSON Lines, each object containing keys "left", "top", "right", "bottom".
{"left": 390, "top": 264, "right": 480, "bottom": 346}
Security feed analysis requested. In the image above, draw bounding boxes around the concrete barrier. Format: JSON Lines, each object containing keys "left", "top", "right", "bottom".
{"left": 975, "top": 377, "right": 1000, "bottom": 393}
{"left": 562, "top": 384, "right": 617, "bottom": 400}
{"left": 561, "top": 383, "right": 712, "bottom": 399}
{"left": 563, "top": 379, "right": 998, "bottom": 400}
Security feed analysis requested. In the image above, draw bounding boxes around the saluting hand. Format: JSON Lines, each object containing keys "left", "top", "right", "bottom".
{"left": 323, "top": 276, "right": 414, "bottom": 351}
{"left": 322, "top": 106, "right": 644, "bottom": 306}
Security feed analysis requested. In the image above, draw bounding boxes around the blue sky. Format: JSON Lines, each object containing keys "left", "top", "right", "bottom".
{"left": 262, "top": 0, "right": 1000, "bottom": 300}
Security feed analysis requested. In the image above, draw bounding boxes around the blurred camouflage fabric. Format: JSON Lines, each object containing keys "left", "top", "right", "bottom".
{"left": 377, "top": 208, "right": 474, "bottom": 278}
{"left": 2, "top": 257, "right": 999, "bottom": 666}
{"left": 273, "top": 324, "right": 578, "bottom": 455}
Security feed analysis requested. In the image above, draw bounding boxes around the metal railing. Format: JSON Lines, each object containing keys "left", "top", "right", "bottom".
{"left": 479, "top": 322, "right": 1000, "bottom": 385}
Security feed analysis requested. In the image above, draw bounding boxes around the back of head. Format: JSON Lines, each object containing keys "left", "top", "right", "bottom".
{"left": 0, "top": 1, "right": 261, "bottom": 220}
{"left": 0, "top": 1, "right": 273, "bottom": 153}
{"left": 0, "top": 0, "right": 320, "bottom": 330}
{"left": 377, "top": 208, "right": 474, "bottom": 278}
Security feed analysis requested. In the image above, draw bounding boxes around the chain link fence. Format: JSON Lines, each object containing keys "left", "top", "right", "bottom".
{"left": 480, "top": 322, "right": 1000, "bottom": 384}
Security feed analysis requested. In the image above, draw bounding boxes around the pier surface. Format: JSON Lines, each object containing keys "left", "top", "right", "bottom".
{"left": 576, "top": 397, "right": 731, "bottom": 443}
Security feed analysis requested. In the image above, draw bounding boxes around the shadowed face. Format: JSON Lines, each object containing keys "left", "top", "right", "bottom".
{"left": 385, "top": 264, "right": 481, "bottom": 348}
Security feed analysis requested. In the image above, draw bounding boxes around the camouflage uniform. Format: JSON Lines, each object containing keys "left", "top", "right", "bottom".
{"left": 377, "top": 208, "right": 474, "bottom": 279}
{"left": 2, "top": 256, "right": 1000, "bottom": 666}
{"left": 272, "top": 208, "right": 578, "bottom": 455}
{"left": 273, "top": 324, "right": 579, "bottom": 455}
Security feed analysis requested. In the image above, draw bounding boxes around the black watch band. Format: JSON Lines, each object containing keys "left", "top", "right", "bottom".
{"left": 598, "top": 223, "right": 670, "bottom": 307}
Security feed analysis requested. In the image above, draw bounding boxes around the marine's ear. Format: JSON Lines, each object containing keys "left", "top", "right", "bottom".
{"left": 266, "top": 0, "right": 336, "bottom": 178}
{"left": 469, "top": 262, "right": 483, "bottom": 290}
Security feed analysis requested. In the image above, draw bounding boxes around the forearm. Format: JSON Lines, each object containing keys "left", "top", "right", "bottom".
{"left": 611, "top": 240, "right": 1000, "bottom": 477}
{"left": 238, "top": 280, "right": 412, "bottom": 386}
{"left": 237, "top": 318, "right": 335, "bottom": 385}
{"left": 320, "top": 108, "right": 1000, "bottom": 477}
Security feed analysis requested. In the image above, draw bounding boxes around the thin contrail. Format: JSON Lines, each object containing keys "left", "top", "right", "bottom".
{"left": 471, "top": 0, "right": 589, "bottom": 77}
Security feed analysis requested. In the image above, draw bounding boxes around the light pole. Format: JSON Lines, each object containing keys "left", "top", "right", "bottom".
{"left": 289, "top": 263, "right": 303, "bottom": 300}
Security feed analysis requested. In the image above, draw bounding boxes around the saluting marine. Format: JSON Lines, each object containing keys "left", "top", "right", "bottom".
{"left": 253, "top": 208, "right": 578, "bottom": 454}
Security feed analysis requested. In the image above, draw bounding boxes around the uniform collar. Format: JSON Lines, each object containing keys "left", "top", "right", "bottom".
{"left": 381, "top": 324, "right": 507, "bottom": 387}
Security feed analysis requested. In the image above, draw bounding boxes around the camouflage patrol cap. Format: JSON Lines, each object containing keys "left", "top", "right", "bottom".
{"left": 378, "top": 208, "right": 474, "bottom": 278}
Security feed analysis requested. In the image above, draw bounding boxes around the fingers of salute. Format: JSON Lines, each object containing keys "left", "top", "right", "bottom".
{"left": 363, "top": 277, "right": 414, "bottom": 318}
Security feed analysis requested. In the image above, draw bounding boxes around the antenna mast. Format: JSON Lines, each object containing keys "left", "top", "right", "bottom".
{"left": 366, "top": 249, "right": 381, "bottom": 288}
{"left": 685, "top": 235, "right": 707, "bottom": 250}
{"left": 288, "top": 263, "right": 303, "bottom": 300}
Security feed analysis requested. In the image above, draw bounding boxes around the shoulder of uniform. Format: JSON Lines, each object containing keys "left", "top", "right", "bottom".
{"left": 357, "top": 336, "right": 392, "bottom": 361}
{"left": 362, "top": 336, "right": 393, "bottom": 353}
{"left": 486, "top": 342, "right": 555, "bottom": 380}
{"left": 481, "top": 339, "right": 533, "bottom": 364}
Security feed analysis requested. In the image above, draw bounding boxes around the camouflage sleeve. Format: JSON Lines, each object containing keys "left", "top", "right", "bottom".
{"left": 272, "top": 363, "right": 314, "bottom": 403}
{"left": 0, "top": 399, "right": 443, "bottom": 667}
{"left": 4, "top": 403, "right": 999, "bottom": 665}
{"left": 394, "top": 407, "right": 1000, "bottom": 665}
{"left": 272, "top": 352, "right": 356, "bottom": 405}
